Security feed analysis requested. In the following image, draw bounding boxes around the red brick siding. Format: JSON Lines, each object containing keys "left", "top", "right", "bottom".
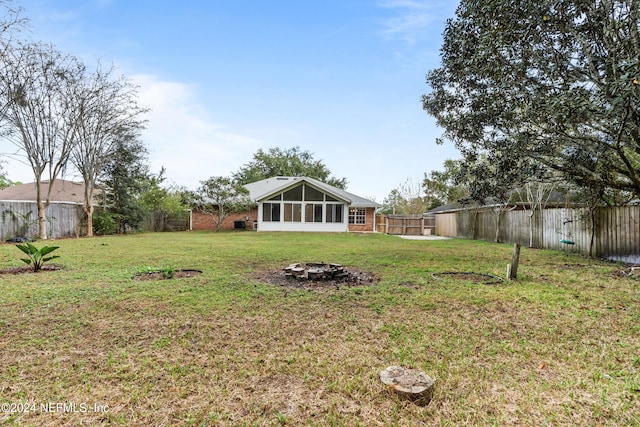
{"left": 192, "top": 208, "right": 258, "bottom": 231}
{"left": 348, "top": 207, "right": 376, "bottom": 232}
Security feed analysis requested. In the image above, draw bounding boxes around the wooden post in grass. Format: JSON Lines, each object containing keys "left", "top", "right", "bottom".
{"left": 507, "top": 243, "right": 521, "bottom": 280}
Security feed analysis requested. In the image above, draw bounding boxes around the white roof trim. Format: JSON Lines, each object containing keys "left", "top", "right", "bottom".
{"left": 254, "top": 177, "right": 351, "bottom": 204}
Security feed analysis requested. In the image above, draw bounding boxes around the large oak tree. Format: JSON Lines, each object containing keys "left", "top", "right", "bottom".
{"left": 423, "top": 0, "right": 640, "bottom": 200}
{"left": 233, "top": 146, "right": 347, "bottom": 189}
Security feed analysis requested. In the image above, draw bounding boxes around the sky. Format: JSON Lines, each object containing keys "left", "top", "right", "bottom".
{"left": 1, "top": 0, "right": 461, "bottom": 202}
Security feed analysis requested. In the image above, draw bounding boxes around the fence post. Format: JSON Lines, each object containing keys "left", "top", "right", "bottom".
{"left": 507, "top": 243, "right": 521, "bottom": 280}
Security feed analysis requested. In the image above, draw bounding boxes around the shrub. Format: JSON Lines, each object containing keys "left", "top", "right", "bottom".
{"left": 15, "top": 243, "right": 60, "bottom": 272}
{"left": 93, "top": 210, "right": 117, "bottom": 235}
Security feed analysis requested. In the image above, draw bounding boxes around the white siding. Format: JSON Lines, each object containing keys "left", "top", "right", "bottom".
{"left": 257, "top": 203, "right": 348, "bottom": 232}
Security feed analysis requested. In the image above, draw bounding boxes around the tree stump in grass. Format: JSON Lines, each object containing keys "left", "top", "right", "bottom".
{"left": 379, "top": 366, "right": 434, "bottom": 406}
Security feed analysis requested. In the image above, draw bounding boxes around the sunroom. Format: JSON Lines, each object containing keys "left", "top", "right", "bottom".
{"left": 256, "top": 180, "right": 350, "bottom": 232}
{"left": 245, "top": 176, "right": 381, "bottom": 232}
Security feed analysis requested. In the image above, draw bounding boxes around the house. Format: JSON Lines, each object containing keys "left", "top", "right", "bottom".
{"left": 191, "top": 176, "right": 381, "bottom": 232}
{"left": 0, "top": 179, "right": 90, "bottom": 203}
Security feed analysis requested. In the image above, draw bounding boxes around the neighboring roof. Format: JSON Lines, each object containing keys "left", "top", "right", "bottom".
{"left": 0, "top": 180, "right": 92, "bottom": 204}
{"left": 426, "top": 203, "right": 466, "bottom": 214}
{"left": 244, "top": 176, "right": 381, "bottom": 208}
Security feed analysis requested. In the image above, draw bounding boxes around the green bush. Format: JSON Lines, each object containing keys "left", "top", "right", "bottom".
{"left": 93, "top": 210, "right": 117, "bottom": 235}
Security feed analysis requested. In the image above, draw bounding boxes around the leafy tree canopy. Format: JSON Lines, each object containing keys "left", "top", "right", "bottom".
{"left": 380, "top": 177, "right": 433, "bottom": 215}
{"left": 100, "top": 135, "right": 150, "bottom": 233}
{"left": 0, "top": 173, "right": 10, "bottom": 189}
{"left": 233, "top": 146, "right": 347, "bottom": 189}
{"left": 380, "top": 189, "right": 404, "bottom": 215}
{"left": 423, "top": 0, "right": 640, "bottom": 201}
{"left": 139, "top": 168, "right": 187, "bottom": 216}
{"left": 423, "top": 159, "right": 469, "bottom": 207}
{"left": 195, "top": 176, "right": 254, "bottom": 232}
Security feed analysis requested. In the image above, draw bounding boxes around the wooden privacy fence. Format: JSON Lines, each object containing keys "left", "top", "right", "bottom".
{"left": 0, "top": 201, "right": 86, "bottom": 240}
{"left": 142, "top": 210, "right": 190, "bottom": 232}
{"left": 0, "top": 201, "right": 192, "bottom": 239}
{"left": 376, "top": 215, "right": 436, "bottom": 235}
{"left": 433, "top": 206, "right": 640, "bottom": 262}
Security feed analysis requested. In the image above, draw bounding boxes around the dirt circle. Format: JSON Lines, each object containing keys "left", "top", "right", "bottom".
{"left": 256, "top": 266, "right": 378, "bottom": 290}
{"left": 132, "top": 269, "right": 203, "bottom": 281}
{"left": 0, "top": 265, "right": 62, "bottom": 275}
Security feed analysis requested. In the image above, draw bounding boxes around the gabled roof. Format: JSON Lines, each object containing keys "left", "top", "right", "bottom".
{"left": 0, "top": 180, "right": 93, "bottom": 204}
{"left": 244, "top": 176, "right": 381, "bottom": 208}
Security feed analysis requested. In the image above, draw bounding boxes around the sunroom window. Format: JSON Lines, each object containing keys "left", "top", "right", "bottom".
{"left": 283, "top": 186, "right": 303, "bottom": 201}
{"left": 305, "top": 203, "right": 323, "bottom": 222}
{"left": 283, "top": 203, "right": 302, "bottom": 222}
{"left": 326, "top": 204, "right": 343, "bottom": 223}
{"left": 263, "top": 203, "right": 281, "bottom": 222}
{"left": 304, "top": 185, "right": 324, "bottom": 201}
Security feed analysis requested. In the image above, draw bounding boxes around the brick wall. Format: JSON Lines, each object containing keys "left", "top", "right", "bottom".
{"left": 192, "top": 208, "right": 258, "bottom": 231}
{"left": 348, "top": 207, "right": 377, "bottom": 232}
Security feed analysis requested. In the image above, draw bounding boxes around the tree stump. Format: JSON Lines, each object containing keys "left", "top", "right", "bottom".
{"left": 379, "top": 366, "right": 434, "bottom": 406}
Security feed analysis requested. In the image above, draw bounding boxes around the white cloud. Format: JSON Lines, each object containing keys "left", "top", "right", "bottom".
{"left": 0, "top": 75, "right": 263, "bottom": 187}
{"left": 378, "top": 0, "right": 443, "bottom": 44}
{"left": 132, "top": 74, "right": 263, "bottom": 189}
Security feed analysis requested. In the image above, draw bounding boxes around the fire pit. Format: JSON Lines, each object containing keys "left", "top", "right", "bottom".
{"left": 254, "top": 262, "right": 377, "bottom": 290}
{"left": 284, "top": 262, "right": 350, "bottom": 281}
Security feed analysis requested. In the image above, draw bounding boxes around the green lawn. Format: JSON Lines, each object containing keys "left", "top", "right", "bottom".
{"left": 0, "top": 232, "right": 638, "bottom": 426}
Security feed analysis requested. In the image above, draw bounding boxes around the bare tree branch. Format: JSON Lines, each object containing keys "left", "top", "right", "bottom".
{"left": 0, "top": 41, "right": 83, "bottom": 239}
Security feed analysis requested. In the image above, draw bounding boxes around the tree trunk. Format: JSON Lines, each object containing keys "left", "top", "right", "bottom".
{"left": 83, "top": 179, "right": 95, "bottom": 237}
{"left": 35, "top": 179, "right": 48, "bottom": 240}
{"left": 37, "top": 201, "right": 47, "bottom": 240}
{"left": 215, "top": 206, "right": 226, "bottom": 232}
{"left": 84, "top": 204, "right": 94, "bottom": 237}
{"left": 494, "top": 209, "right": 501, "bottom": 243}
